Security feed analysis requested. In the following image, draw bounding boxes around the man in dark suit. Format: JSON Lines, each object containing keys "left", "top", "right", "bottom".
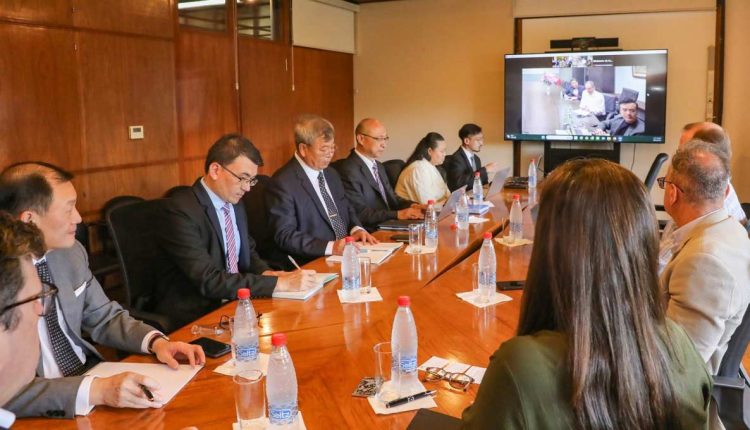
{"left": 267, "top": 115, "right": 378, "bottom": 265}
{"left": 563, "top": 79, "right": 582, "bottom": 100}
{"left": 0, "top": 162, "right": 204, "bottom": 419}
{"left": 336, "top": 118, "right": 423, "bottom": 231}
{"left": 595, "top": 98, "right": 645, "bottom": 137}
{"left": 156, "top": 134, "right": 317, "bottom": 329}
{"left": 444, "top": 123, "right": 500, "bottom": 191}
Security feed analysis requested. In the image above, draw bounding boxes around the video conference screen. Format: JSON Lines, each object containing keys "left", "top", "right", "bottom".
{"left": 504, "top": 49, "right": 668, "bottom": 144}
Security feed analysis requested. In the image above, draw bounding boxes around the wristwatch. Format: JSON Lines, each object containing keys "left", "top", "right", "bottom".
{"left": 147, "top": 333, "right": 170, "bottom": 353}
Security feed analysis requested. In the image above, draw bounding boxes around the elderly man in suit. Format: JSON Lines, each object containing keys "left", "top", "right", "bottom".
{"left": 155, "top": 134, "right": 317, "bottom": 329}
{"left": 335, "top": 118, "right": 424, "bottom": 231}
{"left": 267, "top": 114, "right": 378, "bottom": 265}
{"left": 0, "top": 213, "right": 46, "bottom": 428}
{"left": 0, "top": 162, "right": 205, "bottom": 419}
{"left": 444, "top": 123, "right": 500, "bottom": 191}
{"left": 659, "top": 139, "right": 750, "bottom": 375}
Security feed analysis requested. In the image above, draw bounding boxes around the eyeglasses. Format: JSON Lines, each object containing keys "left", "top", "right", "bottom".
{"left": 219, "top": 313, "right": 263, "bottom": 330}
{"left": 0, "top": 282, "right": 59, "bottom": 317}
{"left": 657, "top": 176, "right": 683, "bottom": 193}
{"left": 220, "top": 165, "right": 258, "bottom": 188}
{"left": 422, "top": 363, "right": 475, "bottom": 391}
{"left": 360, "top": 133, "right": 390, "bottom": 143}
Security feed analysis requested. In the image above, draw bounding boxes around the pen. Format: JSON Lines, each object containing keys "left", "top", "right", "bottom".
{"left": 287, "top": 255, "right": 302, "bottom": 271}
{"left": 384, "top": 390, "right": 437, "bottom": 408}
{"left": 140, "top": 384, "right": 155, "bottom": 401}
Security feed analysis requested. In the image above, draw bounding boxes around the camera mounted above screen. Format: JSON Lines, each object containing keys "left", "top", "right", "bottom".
{"left": 550, "top": 37, "right": 620, "bottom": 51}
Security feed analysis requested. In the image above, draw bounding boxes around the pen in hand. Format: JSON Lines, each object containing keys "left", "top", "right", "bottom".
{"left": 140, "top": 384, "right": 155, "bottom": 402}
{"left": 287, "top": 255, "right": 302, "bottom": 271}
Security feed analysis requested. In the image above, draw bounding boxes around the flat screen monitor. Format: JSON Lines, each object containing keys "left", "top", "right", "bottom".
{"left": 504, "top": 49, "right": 668, "bottom": 144}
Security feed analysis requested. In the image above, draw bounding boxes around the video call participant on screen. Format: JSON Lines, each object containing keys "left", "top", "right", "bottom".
{"left": 0, "top": 213, "right": 46, "bottom": 429}
{"left": 562, "top": 79, "right": 582, "bottom": 100}
{"left": 462, "top": 159, "right": 711, "bottom": 429}
{"left": 267, "top": 115, "right": 378, "bottom": 265}
{"left": 336, "top": 118, "right": 423, "bottom": 231}
{"left": 579, "top": 80, "right": 605, "bottom": 116}
{"left": 445, "top": 123, "right": 499, "bottom": 191}
{"left": 156, "top": 134, "right": 317, "bottom": 330}
{"left": 595, "top": 98, "right": 644, "bottom": 136}
{"left": 0, "top": 162, "right": 204, "bottom": 419}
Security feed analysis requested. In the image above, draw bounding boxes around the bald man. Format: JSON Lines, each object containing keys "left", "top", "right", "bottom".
{"left": 659, "top": 122, "right": 746, "bottom": 272}
{"left": 335, "top": 118, "right": 423, "bottom": 231}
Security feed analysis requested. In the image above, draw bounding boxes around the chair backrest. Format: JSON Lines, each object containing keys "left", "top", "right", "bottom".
{"left": 100, "top": 195, "right": 145, "bottom": 255}
{"left": 383, "top": 159, "right": 406, "bottom": 187}
{"left": 330, "top": 158, "right": 347, "bottom": 176}
{"left": 107, "top": 199, "right": 166, "bottom": 311}
{"left": 241, "top": 175, "right": 290, "bottom": 270}
{"left": 163, "top": 185, "right": 191, "bottom": 198}
{"left": 717, "top": 303, "right": 750, "bottom": 378}
{"left": 644, "top": 153, "right": 669, "bottom": 191}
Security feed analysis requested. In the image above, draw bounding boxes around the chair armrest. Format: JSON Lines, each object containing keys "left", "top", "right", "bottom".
{"left": 127, "top": 308, "right": 174, "bottom": 334}
{"left": 714, "top": 376, "right": 746, "bottom": 390}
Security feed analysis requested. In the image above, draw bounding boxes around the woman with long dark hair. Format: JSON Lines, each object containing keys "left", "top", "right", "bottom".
{"left": 395, "top": 132, "right": 451, "bottom": 204}
{"left": 462, "top": 159, "right": 711, "bottom": 429}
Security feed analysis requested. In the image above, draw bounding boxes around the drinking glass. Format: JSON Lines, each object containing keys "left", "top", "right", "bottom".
{"left": 233, "top": 370, "right": 266, "bottom": 429}
{"left": 471, "top": 262, "right": 479, "bottom": 298}
{"left": 373, "top": 342, "right": 399, "bottom": 403}
{"left": 359, "top": 256, "right": 372, "bottom": 294}
{"left": 409, "top": 223, "right": 423, "bottom": 253}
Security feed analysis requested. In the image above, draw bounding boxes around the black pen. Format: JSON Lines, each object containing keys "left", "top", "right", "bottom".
{"left": 140, "top": 384, "right": 155, "bottom": 401}
{"left": 384, "top": 390, "right": 437, "bottom": 408}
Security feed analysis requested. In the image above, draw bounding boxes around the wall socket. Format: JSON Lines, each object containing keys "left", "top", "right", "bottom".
{"left": 128, "top": 125, "right": 144, "bottom": 140}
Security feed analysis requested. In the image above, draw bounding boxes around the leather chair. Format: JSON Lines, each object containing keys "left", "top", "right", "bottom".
{"left": 383, "top": 159, "right": 406, "bottom": 188}
{"left": 241, "top": 174, "right": 292, "bottom": 271}
{"left": 163, "top": 185, "right": 191, "bottom": 198}
{"left": 644, "top": 153, "right": 669, "bottom": 191}
{"left": 712, "top": 302, "right": 750, "bottom": 429}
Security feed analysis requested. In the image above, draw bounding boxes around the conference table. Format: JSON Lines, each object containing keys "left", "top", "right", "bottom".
{"left": 16, "top": 188, "right": 538, "bottom": 430}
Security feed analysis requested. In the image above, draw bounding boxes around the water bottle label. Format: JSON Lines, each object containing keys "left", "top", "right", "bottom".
{"left": 399, "top": 355, "right": 418, "bottom": 373}
{"left": 235, "top": 343, "right": 259, "bottom": 361}
{"left": 479, "top": 271, "right": 496, "bottom": 286}
{"left": 457, "top": 213, "right": 469, "bottom": 223}
{"left": 269, "top": 404, "right": 298, "bottom": 424}
{"left": 343, "top": 275, "right": 360, "bottom": 290}
{"left": 426, "top": 227, "right": 438, "bottom": 239}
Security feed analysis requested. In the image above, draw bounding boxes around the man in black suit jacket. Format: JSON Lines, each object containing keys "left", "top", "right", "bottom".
{"left": 156, "top": 134, "right": 317, "bottom": 329}
{"left": 336, "top": 118, "right": 424, "bottom": 231}
{"left": 444, "top": 123, "right": 500, "bottom": 191}
{"left": 267, "top": 115, "right": 378, "bottom": 265}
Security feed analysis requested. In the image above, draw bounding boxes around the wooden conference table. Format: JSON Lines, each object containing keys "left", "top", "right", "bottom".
{"left": 16, "top": 188, "right": 537, "bottom": 430}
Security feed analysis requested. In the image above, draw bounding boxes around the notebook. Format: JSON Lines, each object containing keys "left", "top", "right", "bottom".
{"left": 325, "top": 242, "right": 402, "bottom": 265}
{"left": 271, "top": 273, "right": 338, "bottom": 300}
{"left": 85, "top": 362, "right": 203, "bottom": 405}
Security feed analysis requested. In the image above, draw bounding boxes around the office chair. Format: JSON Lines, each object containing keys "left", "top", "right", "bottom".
{"left": 383, "top": 159, "right": 406, "bottom": 187}
{"left": 241, "top": 175, "right": 291, "bottom": 271}
{"left": 644, "top": 153, "right": 669, "bottom": 191}
{"left": 712, "top": 302, "right": 750, "bottom": 429}
{"left": 163, "top": 185, "right": 191, "bottom": 198}
{"left": 107, "top": 199, "right": 173, "bottom": 332}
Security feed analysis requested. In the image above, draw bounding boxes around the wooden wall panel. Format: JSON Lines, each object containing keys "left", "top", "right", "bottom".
{"left": 239, "top": 38, "right": 294, "bottom": 175}
{"left": 72, "top": 0, "right": 174, "bottom": 39}
{"left": 181, "top": 158, "right": 205, "bottom": 184}
{"left": 77, "top": 31, "right": 178, "bottom": 168}
{"left": 0, "top": 0, "right": 73, "bottom": 25}
{"left": 292, "top": 46, "right": 354, "bottom": 161}
{"left": 0, "top": 24, "right": 83, "bottom": 170}
{"left": 176, "top": 29, "right": 239, "bottom": 160}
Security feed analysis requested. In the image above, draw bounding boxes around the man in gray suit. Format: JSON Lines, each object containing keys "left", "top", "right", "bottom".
{"left": 659, "top": 139, "right": 750, "bottom": 374}
{"left": 0, "top": 162, "right": 205, "bottom": 419}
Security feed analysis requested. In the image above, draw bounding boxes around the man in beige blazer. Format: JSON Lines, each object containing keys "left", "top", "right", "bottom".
{"left": 660, "top": 139, "right": 750, "bottom": 375}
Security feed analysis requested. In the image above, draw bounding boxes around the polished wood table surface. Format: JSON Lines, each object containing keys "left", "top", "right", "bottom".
{"left": 15, "top": 189, "right": 537, "bottom": 430}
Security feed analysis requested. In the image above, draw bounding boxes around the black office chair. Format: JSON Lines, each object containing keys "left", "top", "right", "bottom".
{"left": 598, "top": 93, "right": 618, "bottom": 121}
{"left": 712, "top": 303, "right": 750, "bottom": 429}
{"left": 644, "top": 153, "right": 669, "bottom": 191}
{"left": 330, "top": 158, "right": 347, "bottom": 176}
{"left": 241, "top": 175, "right": 291, "bottom": 270}
{"left": 107, "top": 199, "right": 173, "bottom": 332}
{"left": 383, "top": 159, "right": 406, "bottom": 188}
{"left": 163, "top": 185, "right": 191, "bottom": 198}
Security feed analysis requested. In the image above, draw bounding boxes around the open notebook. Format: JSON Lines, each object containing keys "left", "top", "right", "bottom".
{"left": 271, "top": 273, "right": 338, "bottom": 300}
{"left": 325, "top": 242, "right": 403, "bottom": 265}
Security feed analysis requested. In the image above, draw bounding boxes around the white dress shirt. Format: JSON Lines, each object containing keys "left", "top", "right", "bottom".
{"left": 0, "top": 408, "right": 15, "bottom": 429}
{"left": 294, "top": 153, "right": 362, "bottom": 254}
{"left": 461, "top": 147, "right": 477, "bottom": 171}
{"left": 580, "top": 90, "right": 605, "bottom": 115}
{"left": 200, "top": 178, "right": 241, "bottom": 259}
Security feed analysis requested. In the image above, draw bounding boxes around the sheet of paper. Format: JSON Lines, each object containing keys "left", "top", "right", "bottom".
{"left": 272, "top": 273, "right": 338, "bottom": 300}
{"left": 326, "top": 249, "right": 393, "bottom": 265}
{"left": 417, "top": 356, "right": 486, "bottom": 384}
{"left": 418, "top": 356, "right": 450, "bottom": 371}
{"left": 213, "top": 353, "right": 270, "bottom": 376}
{"left": 337, "top": 287, "right": 383, "bottom": 303}
{"left": 456, "top": 291, "right": 513, "bottom": 308}
{"left": 405, "top": 245, "right": 436, "bottom": 255}
{"left": 468, "top": 216, "right": 488, "bottom": 224}
{"left": 465, "top": 366, "right": 487, "bottom": 384}
{"left": 85, "top": 362, "right": 203, "bottom": 404}
{"left": 495, "top": 237, "right": 533, "bottom": 247}
{"left": 361, "top": 242, "right": 403, "bottom": 252}
{"left": 367, "top": 382, "right": 437, "bottom": 415}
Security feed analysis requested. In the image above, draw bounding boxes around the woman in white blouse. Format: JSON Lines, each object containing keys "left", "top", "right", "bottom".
{"left": 395, "top": 132, "right": 451, "bottom": 204}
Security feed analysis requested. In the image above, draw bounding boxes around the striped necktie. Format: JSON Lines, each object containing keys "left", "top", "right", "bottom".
{"left": 371, "top": 163, "right": 390, "bottom": 210}
{"left": 222, "top": 203, "right": 239, "bottom": 273}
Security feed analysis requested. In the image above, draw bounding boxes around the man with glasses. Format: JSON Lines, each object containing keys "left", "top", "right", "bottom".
{"left": 156, "top": 134, "right": 318, "bottom": 330}
{"left": 0, "top": 162, "right": 205, "bottom": 419}
{"left": 335, "top": 118, "right": 424, "bottom": 231}
{"left": 445, "top": 123, "right": 500, "bottom": 191}
{"left": 268, "top": 115, "right": 378, "bottom": 265}
{"left": 0, "top": 212, "right": 47, "bottom": 428}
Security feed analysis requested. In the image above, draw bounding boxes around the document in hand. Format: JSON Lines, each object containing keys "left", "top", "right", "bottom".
{"left": 272, "top": 273, "right": 338, "bottom": 300}
{"left": 85, "top": 362, "right": 203, "bottom": 404}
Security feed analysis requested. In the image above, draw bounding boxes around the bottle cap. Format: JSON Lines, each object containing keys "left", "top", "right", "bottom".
{"left": 474, "top": 172, "right": 480, "bottom": 177}
{"left": 271, "top": 333, "right": 287, "bottom": 346}
{"left": 427, "top": 199, "right": 435, "bottom": 205}
{"left": 345, "top": 236, "right": 354, "bottom": 243}
{"left": 237, "top": 288, "right": 250, "bottom": 300}
{"left": 450, "top": 223, "right": 458, "bottom": 230}
{"left": 398, "top": 296, "right": 411, "bottom": 307}
{"left": 483, "top": 232, "right": 492, "bottom": 239}
{"left": 513, "top": 194, "right": 520, "bottom": 200}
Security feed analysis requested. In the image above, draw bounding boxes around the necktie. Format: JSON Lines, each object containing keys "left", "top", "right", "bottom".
{"left": 371, "top": 163, "right": 390, "bottom": 210}
{"left": 468, "top": 154, "right": 476, "bottom": 171}
{"left": 318, "top": 172, "right": 347, "bottom": 240}
{"left": 222, "top": 204, "right": 239, "bottom": 274}
{"left": 36, "top": 261, "right": 87, "bottom": 377}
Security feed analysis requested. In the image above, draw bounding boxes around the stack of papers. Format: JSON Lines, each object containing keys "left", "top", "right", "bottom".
{"left": 85, "top": 362, "right": 203, "bottom": 404}
{"left": 456, "top": 291, "right": 513, "bottom": 308}
{"left": 272, "top": 273, "right": 338, "bottom": 300}
{"left": 326, "top": 242, "right": 403, "bottom": 265}
{"left": 418, "top": 356, "right": 487, "bottom": 384}
{"left": 336, "top": 287, "right": 383, "bottom": 303}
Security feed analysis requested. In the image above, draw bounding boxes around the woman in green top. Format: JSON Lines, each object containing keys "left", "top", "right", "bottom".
{"left": 462, "top": 159, "right": 711, "bottom": 429}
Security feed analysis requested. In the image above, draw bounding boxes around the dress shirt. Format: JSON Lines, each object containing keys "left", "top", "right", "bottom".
{"left": 0, "top": 408, "right": 15, "bottom": 429}
{"left": 395, "top": 159, "right": 451, "bottom": 205}
{"left": 580, "top": 90, "right": 605, "bottom": 115}
{"left": 293, "top": 152, "right": 363, "bottom": 254}
{"left": 354, "top": 149, "right": 381, "bottom": 184}
{"left": 461, "top": 147, "right": 477, "bottom": 171}
{"left": 200, "top": 178, "right": 241, "bottom": 259}
{"left": 33, "top": 256, "right": 158, "bottom": 416}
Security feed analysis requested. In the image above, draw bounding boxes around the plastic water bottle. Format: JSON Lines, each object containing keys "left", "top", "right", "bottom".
{"left": 472, "top": 172, "right": 483, "bottom": 205}
{"left": 528, "top": 158, "right": 537, "bottom": 189}
{"left": 424, "top": 200, "right": 438, "bottom": 248}
{"left": 478, "top": 232, "right": 496, "bottom": 302}
{"left": 456, "top": 190, "right": 470, "bottom": 231}
{"left": 266, "top": 333, "right": 299, "bottom": 428}
{"left": 509, "top": 194, "right": 523, "bottom": 243}
{"left": 391, "top": 296, "right": 419, "bottom": 396}
{"left": 341, "top": 236, "right": 360, "bottom": 301}
{"left": 232, "top": 288, "right": 259, "bottom": 372}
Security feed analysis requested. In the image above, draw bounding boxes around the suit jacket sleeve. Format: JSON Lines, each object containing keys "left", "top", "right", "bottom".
{"left": 159, "top": 202, "right": 277, "bottom": 299}
{"left": 5, "top": 376, "right": 85, "bottom": 418}
{"left": 341, "top": 174, "right": 398, "bottom": 227}
{"left": 447, "top": 155, "right": 486, "bottom": 190}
